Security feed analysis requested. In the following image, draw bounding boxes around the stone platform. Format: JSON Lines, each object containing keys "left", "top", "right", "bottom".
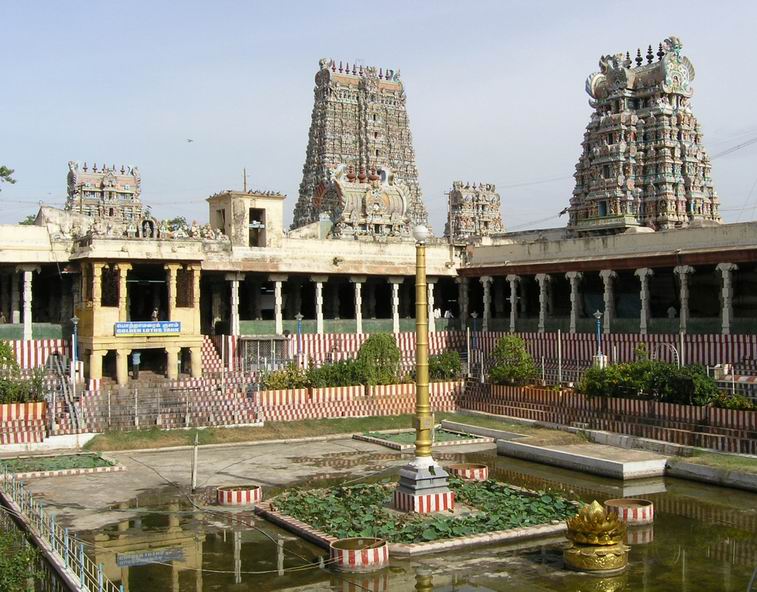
{"left": 497, "top": 440, "right": 667, "bottom": 480}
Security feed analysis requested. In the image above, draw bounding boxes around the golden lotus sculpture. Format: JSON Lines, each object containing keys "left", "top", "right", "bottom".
{"left": 564, "top": 501, "right": 630, "bottom": 574}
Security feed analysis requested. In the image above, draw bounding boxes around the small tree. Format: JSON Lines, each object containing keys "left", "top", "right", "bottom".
{"left": 0, "top": 166, "right": 16, "bottom": 191}
{"left": 357, "top": 334, "right": 400, "bottom": 385}
{"left": 489, "top": 335, "right": 537, "bottom": 385}
{"left": 18, "top": 215, "right": 36, "bottom": 225}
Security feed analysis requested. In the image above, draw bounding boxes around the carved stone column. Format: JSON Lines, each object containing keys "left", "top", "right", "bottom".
{"left": 535, "top": 274, "right": 551, "bottom": 333}
{"left": 351, "top": 276, "right": 366, "bottom": 334}
{"left": 506, "top": 274, "right": 520, "bottom": 333}
{"left": 480, "top": 276, "right": 492, "bottom": 332}
{"left": 716, "top": 263, "right": 738, "bottom": 335}
{"left": 89, "top": 350, "right": 105, "bottom": 380}
{"left": 190, "top": 346, "right": 202, "bottom": 378}
{"left": 190, "top": 264, "right": 201, "bottom": 333}
{"left": 226, "top": 273, "right": 242, "bottom": 336}
{"left": 116, "top": 263, "right": 132, "bottom": 322}
{"left": 566, "top": 271, "right": 582, "bottom": 334}
{"left": 599, "top": 270, "right": 617, "bottom": 335}
{"left": 635, "top": 268, "right": 654, "bottom": 335}
{"left": 674, "top": 265, "right": 694, "bottom": 334}
{"left": 269, "top": 274, "right": 287, "bottom": 335}
{"left": 18, "top": 266, "right": 39, "bottom": 341}
{"left": 427, "top": 277, "right": 437, "bottom": 333}
{"left": 312, "top": 275, "right": 327, "bottom": 334}
{"left": 92, "top": 262, "right": 104, "bottom": 316}
{"left": 164, "top": 264, "right": 179, "bottom": 322}
{"left": 116, "top": 349, "right": 131, "bottom": 386}
{"left": 455, "top": 277, "right": 468, "bottom": 323}
{"left": 166, "top": 346, "right": 180, "bottom": 380}
{"left": 389, "top": 277, "right": 403, "bottom": 334}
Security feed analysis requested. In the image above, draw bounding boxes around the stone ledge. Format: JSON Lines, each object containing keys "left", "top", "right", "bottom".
{"left": 255, "top": 499, "right": 568, "bottom": 558}
{"left": 666, "top": 460, "right": 757, "bottom": 493}
{"left": 497, "top": 440, "right": 667, "bottom": 480}
{"left": 440, "top": 419, "right": 527, "bottom": 441}
{"left": 353, "top": 432, "right": 494, "bottom": 451}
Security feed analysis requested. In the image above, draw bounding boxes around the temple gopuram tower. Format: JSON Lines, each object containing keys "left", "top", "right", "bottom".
{"left": 66, "top": 161, "right": 144, "bottom": 223}
{"left": 567, "top": 37, "right": 721, "bottom": 235}
{"left": 445, "top": 181, "right": 504, "bottom": 243}
{"left": 292, "top": 59, "right": 428, "bottom": 233}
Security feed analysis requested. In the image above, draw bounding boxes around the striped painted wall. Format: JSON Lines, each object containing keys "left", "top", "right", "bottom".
{"left": 217, "top": 331, "right": 757, "bottom": 371}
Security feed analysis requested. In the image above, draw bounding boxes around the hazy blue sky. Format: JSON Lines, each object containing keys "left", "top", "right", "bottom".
{"left": 3, "top": 1, "right": 757, "bottom": 231}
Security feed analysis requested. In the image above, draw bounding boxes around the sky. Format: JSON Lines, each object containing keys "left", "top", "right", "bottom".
{"left": 3, "top": 1, "right": 757, "bottom": 231}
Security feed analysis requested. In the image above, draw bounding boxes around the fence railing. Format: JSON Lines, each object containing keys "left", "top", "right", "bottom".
{"left": 0, "top": 468, "right": 124, "bottom": 592}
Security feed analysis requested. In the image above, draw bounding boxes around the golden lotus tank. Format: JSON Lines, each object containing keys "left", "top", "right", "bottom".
{"left": 564, "top": 500, "right": 630, "bottom": 574}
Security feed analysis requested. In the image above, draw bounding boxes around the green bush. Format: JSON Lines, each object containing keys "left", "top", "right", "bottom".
{"left": 0, "top": 342, "right": 18, "bottom": 372}
{"left": 260, "top": 363, "right": 308, "bottom": 390}
{"left": 356, "top": 334, "right": 401, "bottom": 385}
{"left": 428, "top": 351, "right": 462, "bottom": 381}
{"left": 578, "top": 360, "right": 720, "bottom": 406}
{"left": 489, "top": 335, "right": 537, "bottom": 385}
{"left": 710, "top": 392, "right": 755, "bottom": 411}
{"left": 0, "top": 368, "right": 46, "bottom": 405}
{"left": 0, "top": 527, "right": 39, "bottom": 591}
{"left": 306, "top": 359, "right": 365, "bottom": 388}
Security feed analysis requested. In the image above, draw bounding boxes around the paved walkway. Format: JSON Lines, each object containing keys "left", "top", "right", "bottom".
{"left": 21, "top": 438, "right": 495, "bottom": 531}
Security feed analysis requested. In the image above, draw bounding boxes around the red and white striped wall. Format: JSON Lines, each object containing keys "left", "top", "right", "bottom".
{"left": 605, "top": 499, "right": 654, "bottom": 526}
{"left": 0, "top": 402, "right": 46, "bottom": 422}
{"left": 393, "top": 489, "right": 455, "bottom": 514}
{"left": 217, "top": 485, "right": 262, "bottom": 506}
{"left": 8, "top": 339, "right": 70, "bottom": 369}
{"left": 447, "top": 464, "right": 489, "bottom": 481}
{"left": 329, "top": 538, "right": 389, "bottom": 573}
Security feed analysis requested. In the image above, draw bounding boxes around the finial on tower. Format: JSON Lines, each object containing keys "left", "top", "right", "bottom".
{"left": 657, "top": 43, "right": 665, "bottom": 60}
{"left": 646, "top": 45, "right": 654, "bottom": 64}
{"left": 635, "top": 48, "right": 643, "bottom": 67}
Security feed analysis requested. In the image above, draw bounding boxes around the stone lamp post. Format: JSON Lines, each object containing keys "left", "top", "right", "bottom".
{"left": 393, "top": 225, "right": 455, "bottom": 514}
{"left": 593, "top": 310, "right": 607, "bottom": 369}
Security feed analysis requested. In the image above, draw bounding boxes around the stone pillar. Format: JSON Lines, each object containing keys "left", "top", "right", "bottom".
{"left": 480, "top": 276, "right": 492, "bottom": 332}
{"left": 190, "top": 264, "right": 201, "bottom": 333}
{"left": 190, "top": 346, "right": 202, "bottom": 378}
{"left": 116, "top": 349, "right": 130, "bottom": 386}
{"left": 635, "top": 268, "right": 654, "bottom": 335}
{"left": 225, "top": 274, "right": 241, "bottom": 336}
{"left": 270, "top": 275, "right": 286, "bottom": 335}
{"left": 566, "top": 271, "right": 582, "bottom": 334}
{"left": 535, "top": 273, "right": 551, "bottom": 334}
{"left": 351, "top": 276, "right": 366, "bottom": 334}
{"left": 164, "top": 264, "right": 179, "bottom": 322}
{"left": 117, "top": 263, "right": 132, "bottom": 322}
{"left": 92, "top": 263, "right": 104, "bottom": 313}
{"left": 10, "top": 272, "right": 19, "bottom": 324}
{"left": 674, "top": 265, "right": 694, "bottom": 334}
{"left": 716, "top": 263, "right": 738, "bottom": 335}
{"left": 599, "top": 270, "right": 617, "bottom": 335}
{"left": 311, "top": 275, "right": 327, "bottom": 334}
{"left": 166, "top": 347, "right": 180, "bottom": 380}
{"left": 506, "top": 274, "right": 520, "bottom": 333}
{"left": 89, "top": 350, "right": 104, "bottom": 380}
{"left": 427, "top": 278, "right": 437, "bottom": 333}
{"left": 18, "top": 267, "right": 39, "bottom": 341}
{"left": 455, "top": 277, "right": 468, "bottom": 322}
{"left": 389, "top": 277, "right": 403, "bottom": 334}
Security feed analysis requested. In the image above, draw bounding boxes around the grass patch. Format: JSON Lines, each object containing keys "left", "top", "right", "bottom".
{"left": 271, "top": 478, "right": 576, "bottom": 543}
{"left": 678, "top": 452, "right": 757, "bottom": 475}
{"left": 0, "top": 453, "right": 113, "bottom": 473}
{"left": 364, "top": 429, "right": 478, "bottom": 445}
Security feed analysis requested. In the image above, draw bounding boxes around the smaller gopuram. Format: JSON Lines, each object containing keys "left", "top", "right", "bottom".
{"left": 66, "top": 161, "right": 144, "bottom": 223}
{"left": 568, "top": 36, "right": 721, "bottom": 235}
{"left": 444, "top": 181, "right": 504, "bottom": 243}
{"left": 311, "top": 164, "right": 413, "bottom": 240}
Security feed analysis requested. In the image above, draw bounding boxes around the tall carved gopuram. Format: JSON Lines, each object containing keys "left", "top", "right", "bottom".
{"left": 568, "top": 36, "right": 721, "bottom": 235}
{"left": 292, "top": 59, "right": 428, "bottom": 236}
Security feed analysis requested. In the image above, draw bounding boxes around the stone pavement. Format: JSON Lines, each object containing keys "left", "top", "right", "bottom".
{"left": 21, "top": 438, "right": 495, "bottom": 532}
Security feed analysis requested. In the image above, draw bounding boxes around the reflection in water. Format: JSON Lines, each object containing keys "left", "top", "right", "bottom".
{"left": 74, "top": 448, "right": 757, "bottom": 591}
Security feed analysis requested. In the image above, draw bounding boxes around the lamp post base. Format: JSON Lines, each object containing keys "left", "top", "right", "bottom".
{"left": 593, "top": 354, "right": 608, "bottom": 369}
{"left": 394, "top": 456, "right": 454, "bottom": 514}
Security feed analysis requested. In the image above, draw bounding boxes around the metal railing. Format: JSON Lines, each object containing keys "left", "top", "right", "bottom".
{"left": 0, "top": 468, "right": 123, "bottom": 592}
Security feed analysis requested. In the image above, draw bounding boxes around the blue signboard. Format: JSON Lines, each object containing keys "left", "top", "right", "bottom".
{"left": 114, "top": 321, "right": 181, "bottom": 336}
{"left": 117, "top": 547, "right": 185, "bottom": 567}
